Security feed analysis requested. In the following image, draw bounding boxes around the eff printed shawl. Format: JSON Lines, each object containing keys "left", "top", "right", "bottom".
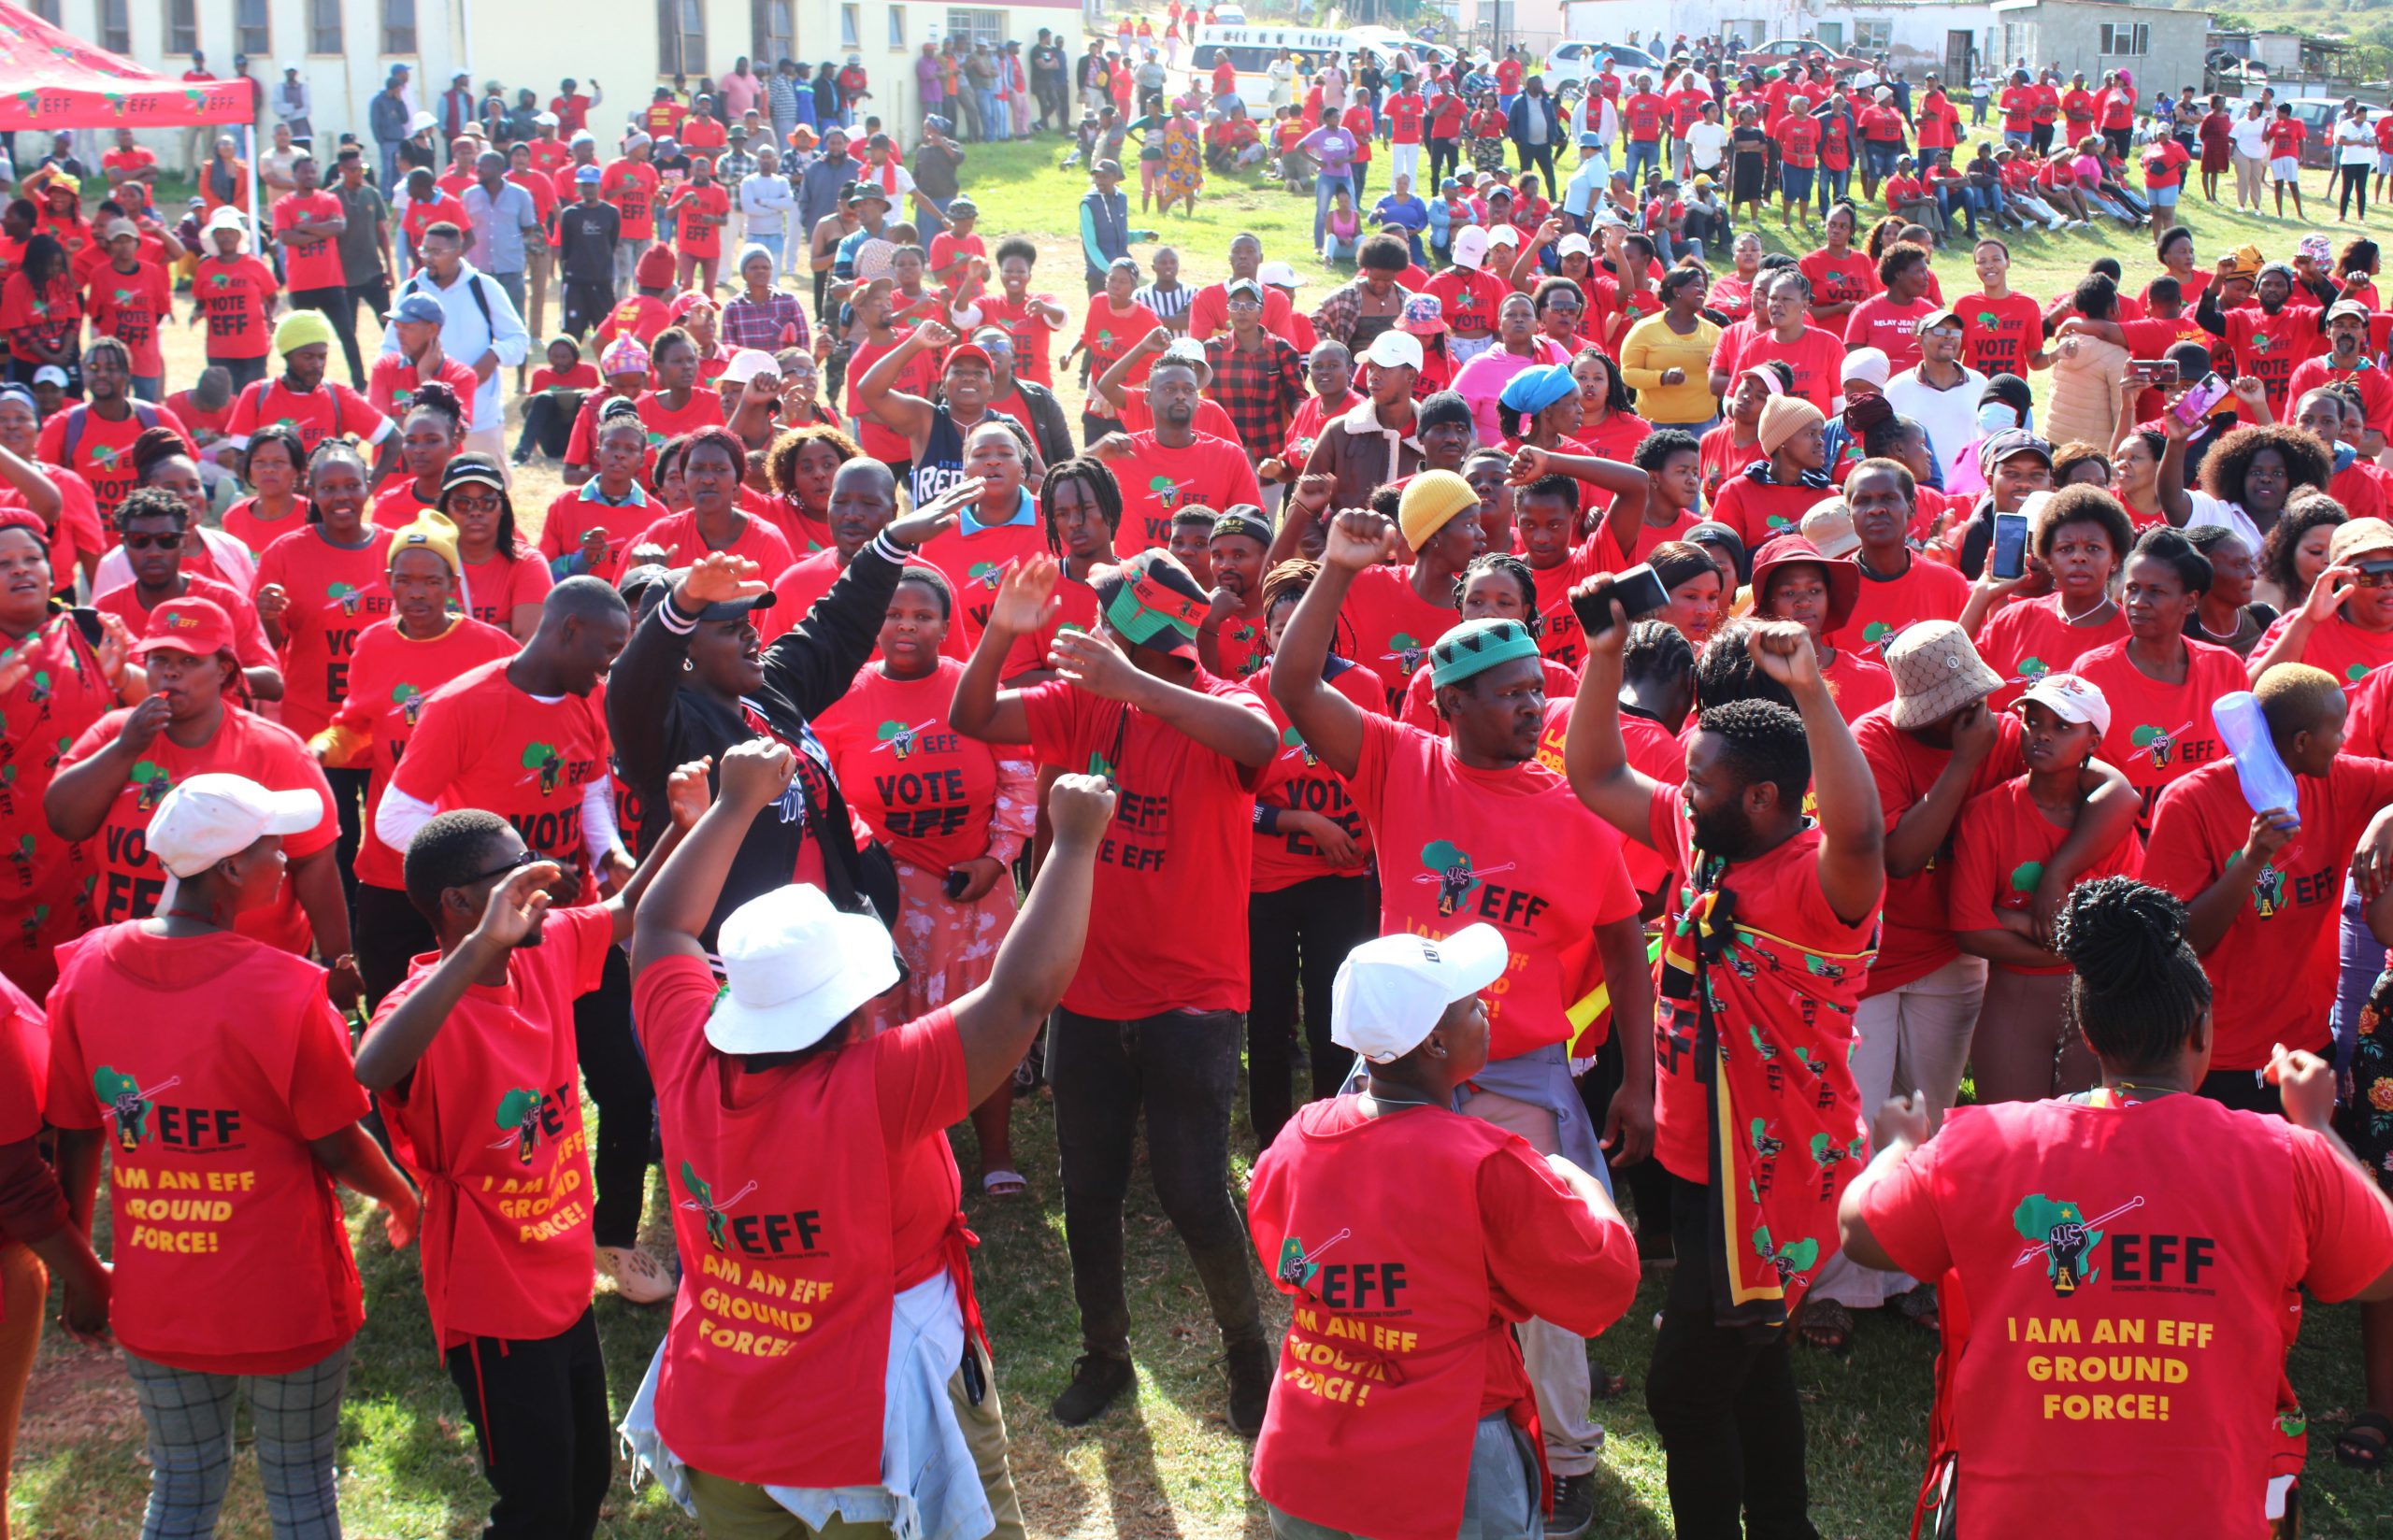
{"left": 1660, "top": 857, "right": 1875, "bottom": 1331}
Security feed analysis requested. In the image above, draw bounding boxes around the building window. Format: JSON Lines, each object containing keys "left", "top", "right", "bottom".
{"left": 101, "top": 0, "right": 132, "bottom": 51}
{"left": 753, "top": 0, "right": 794, "bottom": 64}
{"left": 27, "top": 0, "right": 57, "bottom": 22}
{"left": 1853, "top": 19, "right": 1892, "bottom": 51}
{"left": 659, "top": 0, "right": 707, "bottom": 76}
{"left": 165, "top": 0, "right": 196, "bottom": 53}
{"left": 2099, "top": 22, "right": 2149, "bottom": 56}
{"left": 309, "top": 0, "right": 341, "bottom": 52}
{"left": 237, "top": 0, "right": 269, "bottom": 55}
{"left": 382, "top": 0, "right": 415, "bottom": 52}
{"left": 947, "top": 7, "right": 1003, "bottom": 49}
{"left": 887, "top": 6, "right": 905, "bottom": 50}
{"left": 841, "top": 3, "right": 860, "bottom": 49}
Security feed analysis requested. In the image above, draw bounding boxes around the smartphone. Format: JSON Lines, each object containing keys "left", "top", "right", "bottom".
{"left": 943, "top": 868, "right": 971, "bottom": 901}
{"left": 1990, "top": 511, "right": 2030, "bottom": 582}
{"left": 2128, "top": 358, "right": 2180, "bottom": 387}
{"left": 2172, "top": 371, "right": 2233, "bottom": 426}
{"left": 67, "top": 606, "right": 105, "bottom": 649}
{"left": 1571, "top": 563, "right": 1671, "bottom": 637}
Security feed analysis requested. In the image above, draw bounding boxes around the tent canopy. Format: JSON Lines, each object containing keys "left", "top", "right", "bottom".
{"left": 0, "top": 0, "right": 252, "bottom": 128}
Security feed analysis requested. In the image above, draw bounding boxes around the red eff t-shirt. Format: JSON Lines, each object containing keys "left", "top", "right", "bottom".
{"left": 0, "top": 972, "right": 43, "bottom": 1254}
{"left": 537, "top": 484, "right": 655, "bottom": 586}
{"left": 59, "top": 706, "right": 337, "bottom": 952}
{"left": 391, "top": 658, "right": 613, "bottom": 888}
{"left": 2068, "top": 637, "right": 2248, "bottom": 833}
{"left": 373, "top": 904, "right": 610, "bottom": 1347}
{"left": 629, "top": 509, "right": 796, "bottom": 575}
{"left": 1797, "top": 249, "right": 1881, "bottom": 312}
{"left": 2144, "top": 755, "right": 2393, "bottom": 1068}
{"left": 1342, "top": 562, "right": 1466, "bottom": 713}
{"left": 1425, "top": 267, "right": 1510, "bottom": 337}
{"left": 1972, "top": 592, "right": 2130, "bottom": 713}
{"left": 226, "top": 378, "right": 391, "bottom": 455}
{"left": 1345, "top": 712, "right": 1638, "bottom": 1060}
{"left": 1960, "top": 291, "right": 2048, "bottom": 378}
{"left": 1023, "top": 676, "right": 1264, "bottom": 1018}
{"left": 272, "top": 192, "right": 348, "bottom": 292}
{"left": 974, "top": 294, "right": 1065, "bottom": 385}
{"left": 461, "top": 551, "right": 553, "bottom": 632}
{"left": 1245, "top": 661, "right": 1382, "bottom": 891}
{"left": 2218, "top": 305, "right": 2325, "bottom": 414}
{"left": 671, "top": 182, "right": 731, "bottom": 257}
{"left": 634, "top": 956, "right": 967, "bottom": 1486}
{"left": 83, "top": 261, "right": 175, "bottom": 377}
{"left": 367, "top": 352, "right": 482, "bottom": 430}
{"left": 1643, "top": 780, "right": 1876, "bottom": 1184}
{"left": 1844, "top": 296, "right": 1936, "bottom": 376}
{"left": 1724, "top": 325, "right": 1847, "bottom": 412}
{"left": 93, "top": 575, "right": 277, "bottom": 674}
{"left": 1825, "top": 554, "right": 1972, "bottom": 658}
{"left": 1948, "top": 776, "right": 2144, "bottom": 975}
{"left": 327, "top": 616, "right": 522, "bottom": 890}
{"left": 600, "top": 160, "right": 661, "bottom": 240}
{"left": 44, "top": 926, "right": 365, "bottom": 1375}
{"left": 843, "top": 336, "right": 939, "bottom": 463}
{"left": 252, "top": 525, "right": 396, "bottom": 738}
{"left": 2251, "top": 607, "right": 2393, "bottom": 693}
{"left": 814, "top": 660, "right": 1006, "bottom": 871}
{"left": 190, "top": 255, "right": 279, "bottom": 360}
{"left": 1110, "top": 432, "right": 1264, "bottom": 558}
{"left": 1854, "top": 706, "right": 2026, "bottom": 993}
{"left": 35, "top": 401, "right": 196, "bottom": 520}
{"left": 1862, "top": 1095, "right": 2393, "bottom": 1540}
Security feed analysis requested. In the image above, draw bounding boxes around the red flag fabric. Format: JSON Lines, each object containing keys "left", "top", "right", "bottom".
{"left": 0, "top": 2, "right": 252, "bottom": 127}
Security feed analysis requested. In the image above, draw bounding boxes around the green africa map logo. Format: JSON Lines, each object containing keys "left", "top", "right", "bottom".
{"left": 679, "top": 1162, "right": 758, "bottom": 1251}
{"left": 874, "top": 719, "right": 937, "bottom": 760}
{"left": 93, "top": 1065, "right": 179, "bottom": 1152}
{"left": 1275, "top": 1228, "right": 1348, "bottom": 1287}
{"left": 488, "top": 1087, "right": 546, "bottom": 1164}
{"left": 1414, "top": 839, "right": 1514, "bottom": 918}
{"left": 2012, "top": 1192, "right": 2143, "bottom": 1296}
{"left": 521, "top": 742, "right": 563, "bottom": 794}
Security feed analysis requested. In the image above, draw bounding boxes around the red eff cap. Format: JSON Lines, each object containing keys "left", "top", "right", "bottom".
{"left": 131, "top": 595, "right": 236, "bottom": 661}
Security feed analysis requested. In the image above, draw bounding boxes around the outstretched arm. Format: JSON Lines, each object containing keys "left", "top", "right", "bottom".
{"left": 1562, "top": 588, "right": 1666, "bottom": 846}
{"left": 1268, "top": 508, "right": 1391, "bottom": 778}
{"left": 1746, "top": 621, "right": 1884, "bottom": 925}
{"left": 632, "top": 739, "right": 801, "bottom": 976}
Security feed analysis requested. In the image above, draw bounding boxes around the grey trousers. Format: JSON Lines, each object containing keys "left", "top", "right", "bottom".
{"left": 123, "top": 1338, "right": 354, "bottom": 1539}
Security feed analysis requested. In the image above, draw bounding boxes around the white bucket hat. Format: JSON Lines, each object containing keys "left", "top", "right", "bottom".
{"left": 705, "top": 885, "right": 900, "bottom": 1054}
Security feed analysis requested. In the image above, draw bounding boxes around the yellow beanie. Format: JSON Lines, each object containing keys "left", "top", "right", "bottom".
{"left": 388, "top": 511, "right": 463, "bottom": 578}
{"left": 272, "top": 307, "right": 338, "bottom": 357}
{"left": 1397, "top": 469, "right": 1480, "bottom": 551}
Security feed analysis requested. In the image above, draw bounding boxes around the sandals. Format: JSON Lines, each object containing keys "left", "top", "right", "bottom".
{"left": 981, "top": 1168, "right": 1027, "bottom": 1198}
{"left": 1798, "top": 1297, "right": 1856, "bottom": 1355}
{"left": 2336, "top": 1409, "right": 2393, "bottom": 1472}
{"left": 1893, "top": 1286, "right": 1942, "bottom": 1333}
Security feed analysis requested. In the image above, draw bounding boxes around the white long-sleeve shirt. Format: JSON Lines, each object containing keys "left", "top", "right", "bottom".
{"left": 376, "top": 767, "right": 621, "bottom": 863}
{"left": 738, "top": 173, "right": 797, "bottom": 238}
{"left": 379, "top": 259, "right": 528, "bottom": 434}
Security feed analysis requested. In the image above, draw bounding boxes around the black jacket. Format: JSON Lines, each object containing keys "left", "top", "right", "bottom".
{"left": 607, "top": 532, "right": 907, "bottom": 945}
{"left": 1009, "top": 378, "right": 1077, "bottom": 469}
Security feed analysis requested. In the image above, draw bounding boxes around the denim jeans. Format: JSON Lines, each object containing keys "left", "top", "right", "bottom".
{"left": 1863, "top": 140, "right": 1899, "bottom": 184}
{"left": 1816, "top": 165, "right": 1849, "bottom": 213}
{"left": 1051, "top": 1007, "right": 1266, "bottom": 1360}
{"left": 1780, "top": 164, "right": 1813, "bottom": 209}
{"left": 1624, "top": 137, "right": 1659, "bottom": 187}
{"left": 978, "top": 87, "right": 1009, "bottom": 141}
{"left": 1313, "top": 172, "right": 1354, "bottom": 248}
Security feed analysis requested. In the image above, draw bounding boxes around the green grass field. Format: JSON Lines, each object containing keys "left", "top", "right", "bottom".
{"left": 10, "top": 135, "right": 2393, "bottom": 1539}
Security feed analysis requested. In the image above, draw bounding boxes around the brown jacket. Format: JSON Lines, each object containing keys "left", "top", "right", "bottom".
{"left": 1301, "top": 398, "right": 1424, "bottom": 510}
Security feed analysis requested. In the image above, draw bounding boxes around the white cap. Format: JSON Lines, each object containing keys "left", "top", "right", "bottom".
{"left": 1451, "top": 224, "right": 1490, "bottom": 270}
{"left": 707, "top": 885, "right": 900, "bottom": 1054}
{"left": 1257, "top": 259, "right": 1303, "bottom": 288}
{"left": 407, "top": 109, "right": 437, "bottom": 135}
{"left": 1330, "top": 924, "right": 1509, "bottom": 1063}
{"left": 1486, "top": 224, "right": 1521, "bottom": 247}
{"left": 202, "top": 206, "right": 248, "bottom": 238}
{"left": 1364, "top": 330, "right": 1425, "bottom": 371}
{"left": 720, "top": 348, "right": 779, "bottom": 385}
{"left": 1556, "top": 233, "right": 1592, "bottom": 258}
{"left": 1841, "top": 347, "right": 1891, "bottom": 389}
{"left": 535, "top": 110, "right": 560, "bottom": 127}
{"left": 147, "top": 773, "right": 322, "bottom": 913}
{"left": 1162, "top": 335, "right": 1209, "bottom": 369}
{"left": 2017, "top": 671, "right": 2112, "bottom": 737}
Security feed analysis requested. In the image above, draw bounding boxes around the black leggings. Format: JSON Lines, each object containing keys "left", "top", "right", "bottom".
{"left": 324, "top": 765, "right": 368, "bottom": 921}
{"left": 514, "top": 390, "right": 586, "bottom": 461}
{"left": 443, "top": 1306, "right": 612, "bottom": 1540}
{"left": 2342, "top": 164, "right": 2372, "bottom": 220}
{"left": 353, "top": 880, "right": 434, "bottom": 1012}
{"left": 1245, "top": 872, "right": 1379, "bottom": 1148}
{"left": 572, "top": 945, "right": 654, "bottom": 1250}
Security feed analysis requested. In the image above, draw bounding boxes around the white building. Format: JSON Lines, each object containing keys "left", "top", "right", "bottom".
{"left": 23, "top": 0, "right": 1083, "bottom": 168}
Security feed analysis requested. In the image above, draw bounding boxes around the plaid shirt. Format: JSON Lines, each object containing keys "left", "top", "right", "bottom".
{"left": 721, "top": 290, "right": 811, "bottom": 352}
{"left": 1204, "top": 332, "right": 1307, "bottom": 463}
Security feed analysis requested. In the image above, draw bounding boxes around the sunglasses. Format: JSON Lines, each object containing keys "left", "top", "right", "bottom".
{"left": 120, "top": 532, "right": 182, "bottom": 551}
{"left": 460, "top": 847, "right": 543, "bottom": 887}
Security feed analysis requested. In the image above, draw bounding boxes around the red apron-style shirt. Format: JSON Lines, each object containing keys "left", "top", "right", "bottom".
{"left": 372, "top": 905, "right": 611, "bottom": 1348}
{"left": 0, "top": 612, "right": 116, "bottom": 995}
{"left": 44, "top": 925, "right": 367, "bottom": 1375}
{"left": 1247, "top": 1098, "right": 1640, "bottom": 1540}
{"left": 636, "top": 956, "right": 972, "bottom": 1488}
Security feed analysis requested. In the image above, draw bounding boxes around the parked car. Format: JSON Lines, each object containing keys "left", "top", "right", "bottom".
{"left": 1739, "top": 38, "right": 1872, "bottom": 76}
{"left": 2280, "top": 95, "right": 2347, "bottom": 171}
{"left": 1543, "top": 40, "right": 1666, "bottom": 110}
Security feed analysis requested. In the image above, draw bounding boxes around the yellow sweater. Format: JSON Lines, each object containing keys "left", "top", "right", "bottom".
{"left": 1619, "top": 312, "right": 1724, "bottom": 427}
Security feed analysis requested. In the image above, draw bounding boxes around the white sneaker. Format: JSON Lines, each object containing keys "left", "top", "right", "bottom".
{"left": 597, "top": 1244, "right": 677, "bottom": 1305}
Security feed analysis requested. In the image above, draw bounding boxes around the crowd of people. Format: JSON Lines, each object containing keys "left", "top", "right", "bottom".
{"left": 6, "top": 15, "right": 2393, "bottom": 1540}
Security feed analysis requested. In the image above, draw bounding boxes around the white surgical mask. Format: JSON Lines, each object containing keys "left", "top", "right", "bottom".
{"left": 1976, "top": 401, "right": 2018, "bottom": 435}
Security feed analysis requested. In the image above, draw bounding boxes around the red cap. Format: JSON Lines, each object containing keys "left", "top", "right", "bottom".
{"left": 130, "top": 596, "right": 236, "bottom": 662}
{"left": 634, "top": 243, "right": 678, "bottom": 289}
{"left": 0, "top": 508, "right": 49, "bottom": 546}
{"left": 668, "top": 290, "right": 720, "bottom": 319}
{"left": 942, "top": 342, "right": 994, "bottom": 374}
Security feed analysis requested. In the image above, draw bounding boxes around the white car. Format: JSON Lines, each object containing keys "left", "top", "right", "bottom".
{"left": 1543, "top": 40, "right": 1666, "bottom": 108}
{"left": 1212, "top": 3, "right": 1245, "bottom": 21}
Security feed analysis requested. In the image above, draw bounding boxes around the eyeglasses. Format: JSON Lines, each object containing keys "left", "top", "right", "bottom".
{"left": 459, "top": 847, "right": 542, "bottom": 887}
{"left": 120, "top": 532, "right": 181, "bottom": 551}
{"left": 2354, "top": 565, "right": 2393, "bottom": 588}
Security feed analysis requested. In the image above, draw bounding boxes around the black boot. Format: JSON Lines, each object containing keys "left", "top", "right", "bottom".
{"left": 1226, "top": 1337, "right": 1273, "bottom": 1437}
{"left": 1051, "top": 1351, "right": 1136, "bottom": 1425}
